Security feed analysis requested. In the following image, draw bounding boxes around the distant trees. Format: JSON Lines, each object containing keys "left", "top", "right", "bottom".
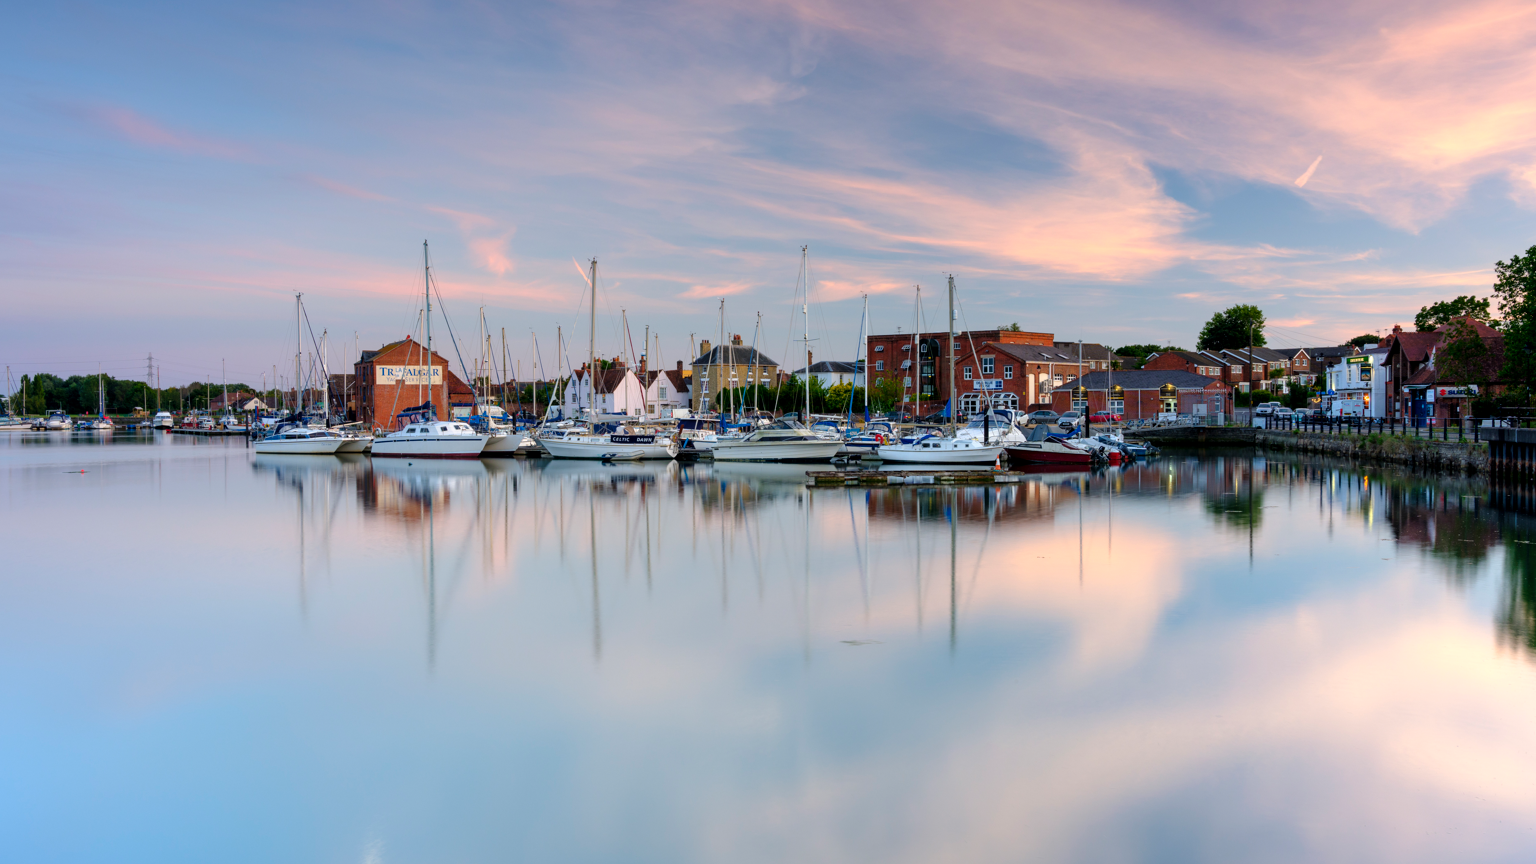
{"left": 1346, "top": 334, "right": 1380, "bottom": 348}
{"left": 1114, "top": 344, "right": 1182, "bottom": 369}
{"left": 1416, "top": 295, "right": 1494, "bottom": 331}
{"left": 14, "top": 372, "right": 226, "bottom": 415}
{"left": 1196, "top": 305, "right": 1266, "bottom": 352}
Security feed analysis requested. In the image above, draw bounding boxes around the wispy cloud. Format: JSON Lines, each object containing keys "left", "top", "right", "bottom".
{"left": 1295, "top": 156, "right": 1323, "bottom": 188}
{"left": 77, "top": 104, "right": 248, "bottom": 160}
{"left": 300, "top": 174, "right": 393, "bottom": 202}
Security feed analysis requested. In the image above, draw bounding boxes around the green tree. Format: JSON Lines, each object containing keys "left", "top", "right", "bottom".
{"left": 1004, "top": 323, "right": 1022, "bottom": 332}
{"left": 869, "top": 377, "right": 903, "bottom": 411}
{"left": 1495, "top": 245, "right": 1536, "bottom": 396}
{"left": 1196, "top": 305, "right": 1266, "bottom": 352}
{"left": 1347, "top": 334, "right": 1380, "bottom": 348}
{"left": 1437, "top": 318, "right": 1493, "bottom": 391}
{"left": 1416, "top": 295, "right": 1494, "bottom": 332}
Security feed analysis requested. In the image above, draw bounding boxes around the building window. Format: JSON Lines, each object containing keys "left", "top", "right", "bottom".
{"left": 982, "top": 357, "right": 994, "bottom": 375}
{"left": 875, "top": 345, "right": 885, "bottom": 352}
{"left": 921, "top": 385, "right": 935, "bottom": 396}
{"left": 901, "top": 344, "right": 911, "bottom": 352}
{"left": 921, "top": 363, "right": 934, "bottom": 376}
{"left": 1072, "top": 397, "right": 1087, "bottom": 411}
{"left": 963, "top": 366, "right": 973, "bottom": 380}
{"left": 903, "top": 376, "right": 912, "bottom": 388}
{"left": 659, "top": 386, "right": 667, "bottom": 399}
{"left": 876, "top": 360, "right": 884, "bottom": 371}
{"left": 1004, "top": 365, "right": 1013, "bottom": 379}
{"left": 1110, "top": 398, "right": 1124, "bottom": 412}
{"left": 901, "top": 359, "right": 912, "bottom": 369}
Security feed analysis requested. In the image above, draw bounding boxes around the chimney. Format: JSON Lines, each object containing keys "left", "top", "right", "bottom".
{"left": 700, "top": 339, "right": 712, "bottom": 359}
{"left": 1391, "top": 324, "right": 1403, "bottom": 335}
{"left": 732, "top": 334, "right": 743, "bottom": 346}
{"left": 676, "top": 360, "right": 683, "bottom": 372}
{"left": 808, "top": 350, "right": 814, "bottom": 368}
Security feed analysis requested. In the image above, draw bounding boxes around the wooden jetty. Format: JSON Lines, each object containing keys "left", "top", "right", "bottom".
{"left": 806, "top": 469, "right": 1027, "bottom": 487}
{"left": 167, "top": 428, "right": 247, "bottom": 437}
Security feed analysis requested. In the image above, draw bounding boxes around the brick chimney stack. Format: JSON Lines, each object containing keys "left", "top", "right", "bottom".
{"left": 731, "top": 334, "right": 743, "bottom": 346}
{"left": 700, "top": 340, "right": 712, "bottom": 358}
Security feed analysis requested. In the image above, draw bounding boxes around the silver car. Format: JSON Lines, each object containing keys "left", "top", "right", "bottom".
{"left": 1058, "top": 411, "right": 1082, "bottom": 430}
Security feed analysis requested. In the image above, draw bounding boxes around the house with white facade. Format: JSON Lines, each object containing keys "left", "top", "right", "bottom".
{"left": 1325, "top": 344, "right": 1390, "bottom": 417}
{"left": 792, "top": 360, "right": 863, "bottom": 388}
{"left": 561, "top": 366, "right": 647, "bottom": 417}
{"left": 643, "top": 363, "right": 691, "bottom": 416}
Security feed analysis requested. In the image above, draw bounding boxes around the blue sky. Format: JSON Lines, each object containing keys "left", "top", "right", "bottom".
{"left": 5, "top": 0, "right": 1536, "bottom": 386}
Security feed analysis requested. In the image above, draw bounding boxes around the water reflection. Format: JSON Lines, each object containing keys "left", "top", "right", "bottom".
{"left": 18, "top": 440, "right": 1536, "bottom": 862}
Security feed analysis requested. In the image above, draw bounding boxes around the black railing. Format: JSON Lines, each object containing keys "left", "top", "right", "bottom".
{"left": 1250, "top": 413, "right": 1527, "bottom": 443}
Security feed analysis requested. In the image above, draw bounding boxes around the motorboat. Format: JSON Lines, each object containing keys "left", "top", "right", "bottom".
{"left": 709, "top": 419, "right": 844, "bottom": 462}
{"left": 0, "top": 412, "right": 28, "bottom": 431}
{"left": 335, "top": 432, "right": 374, "bottom": 453}
{"left": 843, "top": 421, "right": 897, "bottom": 457}
{"left": 253, "top": 426, "right": 348, "bottom": 455}
{"left": 876, "top": 433, "right": 1005, "bottom": 465}
{"left": 954, "top": 411, "right": 1027, "bottom": 446}
{"left": 372, "top": 417, "right": 488, "bottom": 459}
{"left": 44, "top": 410, "right": 71, "bottom": 430}
{"left": 152, "top": 411, "right": 175, "bottom": 429}
{"left": 87, "top": 417, "right": 114, "bottom": 431}
{"left": 537, "top": 423, "right": 677, "bottom": 460}
{"left": 1003, "top": 424, "right": 1095, "bottom": 465}
{"left": 218, "top": 414, "right": 247, "bottom": 432}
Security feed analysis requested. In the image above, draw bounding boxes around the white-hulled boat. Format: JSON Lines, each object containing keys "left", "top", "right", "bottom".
{"left": 876, "top": 432, "right": 1005, "bottom": 464}
{"left": 44, "top": 410, "right": 71, "bottom": 430}
{"left": 372, "top": 418, "right": 488, "bottom": 459}
{"left": 710, "top": 419, "right": 843, "bottom": 462}
{"left": 538, "top": 425, "right": 677, "bottom": 460}
{"left": 335, "top": 433, "right": 374, "bottom": 453}
{"left": 253, "top": 427, "right": 347, "bottom": 455}
{"left": 152, "top": 411, "right": 175, "bottom": 429}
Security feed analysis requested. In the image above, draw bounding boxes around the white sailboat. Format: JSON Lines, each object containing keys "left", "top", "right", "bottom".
{"left": 253, "top": 426, "right": 347, "bottom": 454}
{"left": 371, "top": 241, "right": 489, "bottom": 460}
{"left": 708, "top": 247, "right": 840, "bottom": 463}
{"left": 877, "top": 275, "right": 1003, "bottom": 465}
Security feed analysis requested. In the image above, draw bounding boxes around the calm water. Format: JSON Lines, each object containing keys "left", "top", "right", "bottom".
{"left": 5, "top": 432, "right": 1536, "bottom": 863}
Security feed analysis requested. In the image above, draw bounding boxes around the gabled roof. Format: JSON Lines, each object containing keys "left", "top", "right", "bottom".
{"left": 1052, "top": 342, "right": 1111, "bottom": 360}
{"left": 988, "top": 342, "right": 1099, "bottom": 363}
{"left": 1389, "top": 331, "right": 1442, "bottom": 362}
{"left": 795, "top": 360, "right": 862, "bottom": 374}
{"left": 570, "top": 367, "right": 635, "bottom": 393}
{"left": 1060, "top": 370, "right": 1224, "bottom": 390}
{"left": 693, "top": 345, "right": 778, "bottom": 367}
{"left": 1303, "top": 345, "right": 1358, "bottom": 359}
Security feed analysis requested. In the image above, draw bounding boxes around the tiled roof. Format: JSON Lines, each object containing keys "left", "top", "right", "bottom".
{"left": 693, "top": 345, "right": 778, "bottom": 367}
{"left": 1060, "top": 370, "right": 1224, "bottom": 390}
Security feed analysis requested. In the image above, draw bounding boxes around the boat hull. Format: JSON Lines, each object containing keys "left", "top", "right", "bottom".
{"left": 335, "top": 436, "right": 373, "bottom": 453}
{"left": 253, "top": 437, "right": 347, "bottom": 455}
{"left": 1003, "top": 442, "right": 1092, "bottom": 465}
{"left": 876, "top": 443, "right": 1005, "bottom": 464}
{"left": 710, "top": 439, "right": 843, "bottom": 462}
{"left": 539, "top": 436, "right": 676, "bottom": 460}
{"left": 371, "top": 434, "right": 488, "bottom": 459}
{"left": 481, "top": 432, "right": 532, "bottom": 457}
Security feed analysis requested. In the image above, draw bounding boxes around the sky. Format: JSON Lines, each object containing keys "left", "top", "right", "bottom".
{"left": 5, "top": 0, "right": 1536, "bottom": 388}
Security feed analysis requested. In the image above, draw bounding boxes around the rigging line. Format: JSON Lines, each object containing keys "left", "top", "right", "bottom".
{"left": 773, "top": 250, "right": 804, "bottom": 417}
{"left": 426, "top": 269, "right": 476, "bottom": 393}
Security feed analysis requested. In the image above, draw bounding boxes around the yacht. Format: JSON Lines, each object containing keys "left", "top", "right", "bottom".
{"left": 537, "top": 423, "right": 678, "bottom": 460}
{"left": 876, "top": 433, "right": 1005, "bottom": 465}
{"left": 253, "top": 426, "right": 347, "bottom": 455}
{"left": 372, "top": 418, "right": 488, "bottom": 459}
{"left": 953, "top": 411, "right": 1027, "bottom": 446}
{"left": 152, "top": 411, "right": 175, "bottom": 429}
{"left": 709, "top": 419, "right": 843, "bottom": 462}
{"left": 44, "top": 410, "right": 71, "bottom": 430}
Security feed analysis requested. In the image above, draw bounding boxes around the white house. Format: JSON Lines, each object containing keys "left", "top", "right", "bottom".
{"left": 561, "top": 367, "right": 647, "bottom": 417}
{"left": 793, "top": 360, "right": 864, "bottom": 388}
{"left": 643, "top": 363, "right": 691, "bottom": 416}
{"left": 1325, "top": 344, "right": 1389, "bottom": 418}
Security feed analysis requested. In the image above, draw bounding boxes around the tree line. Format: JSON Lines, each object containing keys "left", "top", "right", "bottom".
{"left": 10, "top": 373, "right": 259, "bottom": 416}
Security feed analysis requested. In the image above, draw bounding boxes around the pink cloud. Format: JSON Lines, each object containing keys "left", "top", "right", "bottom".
{"left": 83, "top": 105, "right": 248, "bottom": 160}
{"left": 302, "top": 174, "right": 393, "bottom": 202}
{"left": 678, "top": 281, "right": 754, "bottom": 299}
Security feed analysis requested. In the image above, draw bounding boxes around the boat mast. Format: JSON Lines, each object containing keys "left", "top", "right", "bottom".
{"left": 717, "top": 299, "right": 726, "bottom": 418}
{"left": 910, "top": 286, "right": 920, "bottom": 418}
{"left": 295, "top": 292, "right": 302, "bottom": 416}
{"left": 424, "top": 240, "right": 434, "bottom": 419}
{"left": 320, "top": 332, "right": 328, "bottom": 422}
{"left": 588, "top": 258, "right": 597, "bottom": 416}
{"left": 947, "top": 274, "right": 956, "bottom": 437}
{"left": 802, "top": 246, "right": 811, "bottom": 423}
{"left": 858, "top": 293, "right": 868, "bottom": 423}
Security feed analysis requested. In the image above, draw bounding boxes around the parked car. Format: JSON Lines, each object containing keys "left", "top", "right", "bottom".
{"left": 1027, "top": 409, "right": 1060, "bottom": 425}
{"left": 885, "top": 410, "right": 915, "bottom": 423}
{"left": 1089, "top": 411, "right": 1122, "bottom": 423}
{"left": 1292, "top": 408, "right": 1315, "bottom": 419}
{"left": 1058, "top": 411, "right": 1082, "bottom": 430}
{"left": 917, "top": 411, "right": 949, "bottom": 424}
{"left": 1274, "top": 407, "right": 1295, "bottom": 418}
{"left": 1253, "top": 401, "right": 1282, "bottom": 416}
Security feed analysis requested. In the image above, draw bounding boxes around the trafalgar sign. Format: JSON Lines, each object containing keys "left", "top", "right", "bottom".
{"left": 375, "top": 365, "right": 444, "bottom": 385}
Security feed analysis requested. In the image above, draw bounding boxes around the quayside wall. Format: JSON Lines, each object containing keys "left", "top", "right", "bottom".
{"left": 1136, "top": 425, "right": 1491, "bottom": 475}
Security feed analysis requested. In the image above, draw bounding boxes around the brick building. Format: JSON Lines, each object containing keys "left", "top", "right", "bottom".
{"left": 691, "top": 336, "right": 778, "bottom": 412}
{"left": 1050, "top": 370, "right": 1229, "bottom": 420}
{"left": 354, "top": 336, "right": 476, "bottom": 429}
{"left": 865, "top": 328, "right": 1114, "bottom": 415}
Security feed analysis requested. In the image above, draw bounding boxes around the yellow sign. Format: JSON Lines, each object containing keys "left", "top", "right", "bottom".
{"left": 375, "top": 365, "right": 443, "bottom": 385}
